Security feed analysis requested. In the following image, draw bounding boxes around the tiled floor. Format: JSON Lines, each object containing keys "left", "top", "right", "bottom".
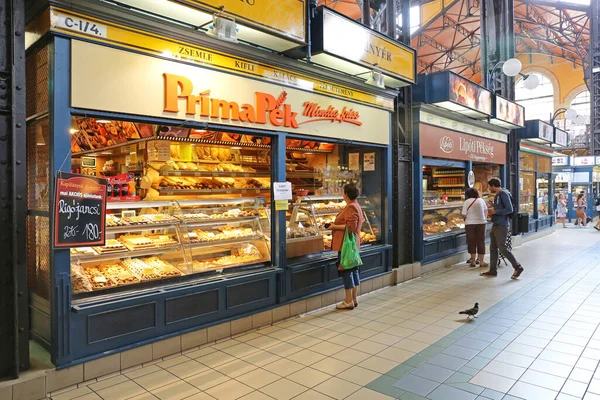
{"left": 50, "top": 227, "right": 600, "bottom": 400}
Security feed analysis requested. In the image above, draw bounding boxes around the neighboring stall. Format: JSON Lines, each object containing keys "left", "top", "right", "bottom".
{"left": 412, "top": 71, "right": 518, "bottom": 264}
{"left": 517, "top": 120, "right": 557, "bottom": 232}
{"left": 25, "top": 3, "right": 414, "bottom": 367}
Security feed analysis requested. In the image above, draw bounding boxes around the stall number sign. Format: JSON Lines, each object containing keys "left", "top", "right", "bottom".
{"left": 54, "top": 172, "right": 107, "bottom": 248}
{"left": 52, "top": 13, "right": 107, "bottom": 37}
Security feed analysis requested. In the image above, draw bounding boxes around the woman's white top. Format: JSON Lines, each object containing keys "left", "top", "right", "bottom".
{"left": 461, "top": 198, "right": 488, "bottom": 225}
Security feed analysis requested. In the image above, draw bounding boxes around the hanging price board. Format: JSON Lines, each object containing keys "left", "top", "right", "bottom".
{"left": 54, "top": 172, "right": 107, "bottom": 248}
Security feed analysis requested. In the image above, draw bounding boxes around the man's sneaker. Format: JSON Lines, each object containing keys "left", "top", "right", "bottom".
{"left": 480, "top": 271, "right": 497, "bottom": 277}
{"left": 512, "top": 266, "right": 524, "bottom": 280}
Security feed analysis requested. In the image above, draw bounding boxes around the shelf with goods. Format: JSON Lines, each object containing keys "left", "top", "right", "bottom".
{"left": 422, "top": 190, "right": 466, "bottom": 237}
{"left": 71, "top": 196, "right": 272, "bottom": 296}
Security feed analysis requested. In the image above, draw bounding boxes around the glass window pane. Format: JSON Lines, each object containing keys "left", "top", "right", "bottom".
{"left": 515, "top": 73, "right": 554, "bottom": 122}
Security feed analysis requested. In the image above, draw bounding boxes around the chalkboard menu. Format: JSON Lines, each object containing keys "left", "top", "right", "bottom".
{"left": 54, "top": 172, "right": 107, "bottom": 248}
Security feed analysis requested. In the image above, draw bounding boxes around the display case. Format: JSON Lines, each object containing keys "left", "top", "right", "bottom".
{"left": 285, "top": 196, "right": 380, "bottom": 259}
{"left": 71, "top": 199, "right": 272, "bottom": 297}
{"left": 422, "top": 190, "right": 465, "bottom": 236}
{"left": 520, "top": 171, "right": 535, "bottom": 215}
{"left": 537, "top": 177, "right": 549, "bottom": 216}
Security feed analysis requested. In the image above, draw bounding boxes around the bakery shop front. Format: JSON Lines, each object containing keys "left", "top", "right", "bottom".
{"left": 412, "top": 72, "right": 514, "bottom": 265}
{"left": 414, "top": 109, "right": 508, "bottom": 264}
{"left": 25, "top": 2, "right": 412, "bottom": 368}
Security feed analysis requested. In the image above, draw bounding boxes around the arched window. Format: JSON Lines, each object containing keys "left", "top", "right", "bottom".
{"left": 566, "top": 90, "right": 590, "bottom": 138}
{"left": 515, "top": 73, "right": 555, "bottom": 121}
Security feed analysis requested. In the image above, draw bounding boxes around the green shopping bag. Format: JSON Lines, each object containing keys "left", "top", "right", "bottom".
{"left": 340, "top": 228, "right": 363, "bottom": 270}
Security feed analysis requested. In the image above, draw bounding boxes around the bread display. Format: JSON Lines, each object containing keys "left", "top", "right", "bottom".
{"left": 70, "top": 247, "right": 97, "bottom": 256}
{"left": 118, "top": 235, "right": 154, "bottom": 250}
{"left": 122, "top": 257, "right": 182, "bottom": 281}
{"left": 286, "top": 227, "right": 319, "bottom": 239}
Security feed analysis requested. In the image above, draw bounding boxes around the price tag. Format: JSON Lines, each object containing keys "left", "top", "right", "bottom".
{"left": 275, "top": 200, "right": 288, "bottom": 211}
{"left": 273, "top": 182, "right": 292, "bottom": 200}
{"left": 156, "top": 141, "right": 171, "bottom": 161}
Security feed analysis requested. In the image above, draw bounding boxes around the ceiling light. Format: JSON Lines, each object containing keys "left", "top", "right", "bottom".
{"left": 96, "top": 119, "right": 111, "bottom": 124}
{"left": 564, "top": 108, "right": 578, "bottom": 120}
{"left": 522, "top": 74, "right": 539, "bottom": 90}
{"left": 365, "top": 67, "right": 385, "bottom": 89}
{"left": 206, "top": 14, "right": 238, "bottom": 43}
{"left": 501, "top": 58, "right": 522, "bottom": 77}
{"left": 69, "top": 129, "right": 79, "bottom": 134}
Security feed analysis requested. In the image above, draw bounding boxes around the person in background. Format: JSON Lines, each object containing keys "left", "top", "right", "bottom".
{"left": 576, "top": 192, "right": 586, "bottom": 227}
{"left": 326, "top": 183, "right": 364, "bottom": 310}
{"left": 481, "top": 178, "right": 524, "bottom": 279}
{"left": 594, "top": 194, "right": 600, "bottom": 231}
{"left": 556, "top": 193, "right": 567, "bottom": 228}
{"left": 462, "top": 188, "right": 488, "bottom": 268}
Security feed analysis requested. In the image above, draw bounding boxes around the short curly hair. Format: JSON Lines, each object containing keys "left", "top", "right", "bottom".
{"left": 343, "top": 183, "right": 359, "bottom": 200}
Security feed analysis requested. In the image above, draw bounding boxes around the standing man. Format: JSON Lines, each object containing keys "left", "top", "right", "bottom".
{"left": 481, "top": 178, "right": 524, "bottom": 279}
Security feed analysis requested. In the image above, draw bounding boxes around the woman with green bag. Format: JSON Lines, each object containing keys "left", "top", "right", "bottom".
{"left": 325, "top": 183, "right": 364, "bottom": 310}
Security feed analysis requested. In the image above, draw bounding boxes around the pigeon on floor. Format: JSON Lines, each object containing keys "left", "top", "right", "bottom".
{"left": 459, "top": 302, "right": 479, "bottom": 319}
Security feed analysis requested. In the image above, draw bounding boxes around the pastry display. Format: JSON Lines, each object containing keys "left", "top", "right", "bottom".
{"left": 93, "top": 239, "right": 127, "bottom": 254}
{"left": 185, "top": 227, "right": 257, "bottom": 243}
{"left": 118, "top": 235, "right": 154, "bottom": 250}
{"left": 70, "top": 247, "right": 97, "bottom": 256}
{"left": 286, "top": 227, "right": 319, "bottom": 239}
{"left": 98, "top": 263, "right": 140, "bottom": 286}
{"left": 313, "top": 201, "right": 346, "bottom": 212}
{"left": 106, "top": 214, "right": 129, "bottom": 227}
{"left": 146, "top": 234, "right": 179, "bottom": 247}
{"left": 123, "top": 257, "right": 182, "bottom": 281}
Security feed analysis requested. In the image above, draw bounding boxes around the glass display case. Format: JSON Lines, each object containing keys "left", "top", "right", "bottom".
{"left": 519, "top": 171, "right": 535, "bottom": 215}
{"left": 422, "top": 191, "right": 465, "bottom": 236}
{"left": 285, "top": 196, "right": 380, "bottom": 258}
{"left": 537, "top": 177, "right": 549, "bottom": 216}
{"left": 71, "top": 199, "right": 271, "bottom": 296}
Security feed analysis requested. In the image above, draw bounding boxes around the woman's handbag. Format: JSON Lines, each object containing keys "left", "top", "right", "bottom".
{"left": 340, "top": 228, "right": 363, "bottom": 270}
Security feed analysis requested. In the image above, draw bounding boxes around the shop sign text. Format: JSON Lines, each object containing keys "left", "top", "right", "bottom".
{"left": 163, "top": 73, "right": 362, "bottom": 128}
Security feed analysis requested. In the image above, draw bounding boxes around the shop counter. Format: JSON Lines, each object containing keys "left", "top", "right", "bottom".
{"left": 284, "top": 245, "right": 392, "bottom": 301}
{"left": 68, "top": 266, "right": 281, "bottom": 365}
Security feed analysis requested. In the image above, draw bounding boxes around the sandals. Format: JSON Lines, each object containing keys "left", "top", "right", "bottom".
{"left": 353, "top": 300, "right": 358, "bottom": 308}
{"left": 336, "top": 301, "right": 354, "bottom": 310}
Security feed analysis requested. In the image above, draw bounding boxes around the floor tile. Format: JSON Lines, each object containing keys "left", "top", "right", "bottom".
{"left": 197, "top": 351, "right": 238, "bottom": 368}
{"left": 259, "top": 378, "right": 307, "bottom": 400}
{"left": 529, "top": 358, "right": 574, "bottom": 378}
{"left": 366, "top": 375, "right": 407, "bottom": 398}
{"left": 454, "top": 337, "right": 490, "bottom": 351}
{"left": 287, "top": 349, "right": 328, "bottom": 366}
{"left": 508, "top": 381, "right": 557, "bottom": 400}
{"left": 313, "top": 376, "right": 361, "bottom": 399}
{"left": 241, "top": 351, "right": 282, "bottom": 367}
{"left": 385, "top": 364, "right": 415, "bottom": 380}
{"left": 291, "top": 389, "right": 335, "bottom": 400}
{"left": 411, "top": 363, "right": 455, "bottom": 383}
{"left": 343, "top": 387, "right": 394, "bottom": 400}
{"left": 237, "top": 392, "right": 274, "bottom": 400}
{"left": 357, "top": 356, "right": 399, "bottom": 374}
{"left": 519, "top": 369, "right": 566, "bottom": 391}
{"left": 134, "top": 370, "right": 179, "bottom": 392}
{"left": 235, "top": 368, "right": 281, "bottom": 390}
{"left": 427, "top": 353, "right": 469, "bottom": 370}
{"left": 185, "top": 369, "right": 230, "bottom": 391}
{"left": 262, "top": 358, "right": 305, "bottom": 377}
{"left": 376, "top": 347, "right": 415, "bottom": 363}
{"left": 151, "top": 381, "right": 199, "bottom": 400}
{"left": 469, "top": 371, "right": 515, "bottom": 393}
{"left": 479, "top": 388, "right": 504, "bottom": 400}
{"left": 392, "top": 374, "right": 439, "bottom": 396}
{"left": 331, "top": 348, "right": 372, "bottom": 364}
{"left": 442, "top": 345, "right": 480, "bottom": 361}
{"left": 493, "top": 351, "right": 535, "bottom": 369}
{"left": 205, "top": 380, "right": 254, "bottom": 400}
{"left": 96, "top": 381, "right": 147, "bottom": 400}
{"left": 561, "top": 379, "right": 588, "bottom": 398}
{"left": 166, "top": 360, "right": 208, "bottom": 379}
{"left": 353, "top": 340, "right": 388, "bottom": 355}
{"left": 427, "top": 384, "right": 478, "bottom": 400}
{"left": 481, "top": 360, "right": 525, "bottom": 380}
{"left": 214, "top": 359, "right": 257, "bottom": 378}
